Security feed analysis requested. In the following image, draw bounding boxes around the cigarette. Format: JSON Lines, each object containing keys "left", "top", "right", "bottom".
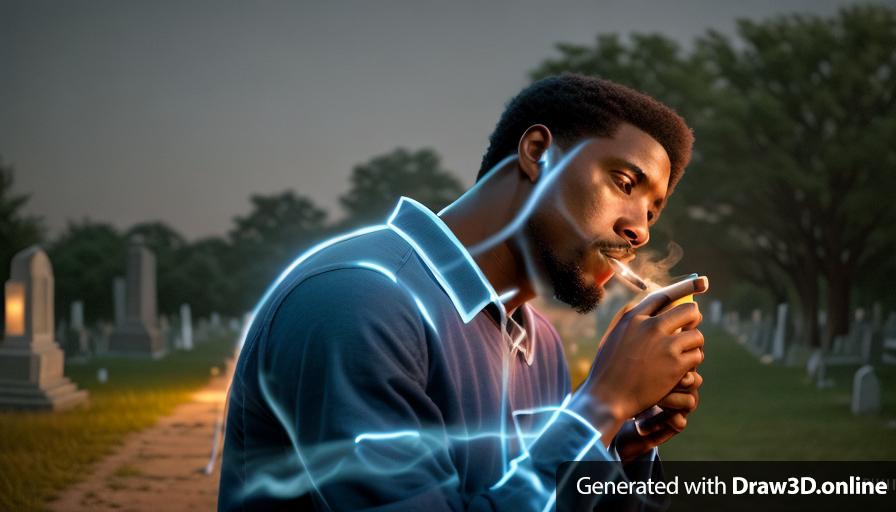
{"left": 607, "top": 257, "right": 648, "bottom": 291}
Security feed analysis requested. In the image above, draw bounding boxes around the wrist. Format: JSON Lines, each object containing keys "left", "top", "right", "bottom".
{"left": 569, "top": 390, "right": 626, "bottom": 444}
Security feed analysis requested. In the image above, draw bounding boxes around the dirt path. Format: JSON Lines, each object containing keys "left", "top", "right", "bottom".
{"left": 48, "top": 362, "right": 233, "bottom": 512}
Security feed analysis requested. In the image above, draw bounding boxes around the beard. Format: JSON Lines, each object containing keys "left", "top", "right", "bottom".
{"left": 524, "top": 216, "right": 604, "bottom": 314}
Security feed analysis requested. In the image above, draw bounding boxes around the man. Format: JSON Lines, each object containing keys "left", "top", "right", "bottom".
{"left": 219, "top": 74, "right": 707, "bottom": 511}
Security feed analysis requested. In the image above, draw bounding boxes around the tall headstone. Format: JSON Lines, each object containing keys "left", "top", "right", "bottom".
{"left": 180, "top": 303, "right": 193, "bottom": 351}
{"left": 772, "top": 303, "right": 788, "bottom": 362}
{"left": 67, "top": 300, "right": 89, "bottom": 355}
{"left": 109, "top": 238, "right": 164, "bottom": 357}
{"left": 113, "top": 277, "right": 126, "bottom": 327}
{"left": 0, "top": 246, "right": 88, "bottom": 410}
{"left": 70, "top": 301, "right": 84, "bottom": 330}
{"left": 851, "top": 365, "right": 881, "bottom": 415}
{"left": 708, "top": 300, "right": 722, "bottom": 325}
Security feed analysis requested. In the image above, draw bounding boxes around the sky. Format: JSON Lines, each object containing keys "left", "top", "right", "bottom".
{"left": 0, "top": 0, "right": 879, "bottom": 240}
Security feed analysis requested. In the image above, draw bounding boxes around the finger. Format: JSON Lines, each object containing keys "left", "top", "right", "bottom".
{"left": 657, "top": 392, "right": 697, "bottom": 411}
{"left": 637, "top": 415, "right": 667, "bottom": 435}
{"left": 664, "top": 412, "right": 688, "bottom": 432}
{"left": 672, "top": 329, "right": 705, "bottom": 354}
{"left": 674, "top": 371, "right": 703, "bottom": 392}
{"left": 677, "top": 371, "right": 696, "bottom": 388}
{"left": 641, "top": 410, "right": 687, "bottom": 438}
{"left": 655, "top": 302, "right": 702, "bottom": 334}
{"left": 681, "top": 346, "right": 705, "bottom": 369}
{"left": 631, "top": 276, "right": 709, "bottom": 317}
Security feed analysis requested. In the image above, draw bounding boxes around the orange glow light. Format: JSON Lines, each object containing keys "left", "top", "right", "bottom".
{"left": 5, "top": 282, "right": 25, "bottom": 337}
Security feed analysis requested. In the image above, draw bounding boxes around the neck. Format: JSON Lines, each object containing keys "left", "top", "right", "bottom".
{"left": 439, "top": 163, "right": 535, "bottom": 315}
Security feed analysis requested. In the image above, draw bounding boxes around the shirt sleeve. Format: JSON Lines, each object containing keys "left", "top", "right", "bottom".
{"left": 256, "top": 267, "right": 616, "bottom": 511}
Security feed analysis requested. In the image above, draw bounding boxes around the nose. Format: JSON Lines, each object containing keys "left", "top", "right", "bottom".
{"left": 615, "top": 215, "right": 650, "bottom": 248}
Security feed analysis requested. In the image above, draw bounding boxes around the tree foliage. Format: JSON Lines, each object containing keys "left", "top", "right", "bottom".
{"left": 0, "top": 159, "right": 45, "bottom": 333}
{"left": 339, "top": 147, "right": 463, "bottom": 226}
{"left": 228, "top": 190, "right": 329, "bottom": 310}
{"left": 531, "top": 5, "right": 896, "bottom": 345}
{"left": 48, "top": 221, "right": 125, "bottom": 325}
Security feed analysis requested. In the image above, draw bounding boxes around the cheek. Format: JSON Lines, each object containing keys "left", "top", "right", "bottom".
{"left": 560, "top": 172, "right": 615, "bottom": 238}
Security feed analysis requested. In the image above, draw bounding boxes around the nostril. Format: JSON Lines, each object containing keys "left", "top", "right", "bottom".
{"left": 623, "top": 229, "right": 638, "bottom": 242}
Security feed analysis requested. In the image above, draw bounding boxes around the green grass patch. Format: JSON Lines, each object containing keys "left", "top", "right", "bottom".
{"left": 0, "top": 336, "right": 234, "bottom": 511}
{"left": 660, "top": 327, "right": 896, "bottom": 459}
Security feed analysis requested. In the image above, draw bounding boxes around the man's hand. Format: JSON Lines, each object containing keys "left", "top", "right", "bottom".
{"left": 613, "top": 370, "right": 703, "bottom": 462}
{"left": 569, "top": 276, "right": 708, "bottom": 443}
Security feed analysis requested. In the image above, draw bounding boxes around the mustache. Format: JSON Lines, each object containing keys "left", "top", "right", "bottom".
{"left": 589, "top": 240, "right": 635, "bottom": 258}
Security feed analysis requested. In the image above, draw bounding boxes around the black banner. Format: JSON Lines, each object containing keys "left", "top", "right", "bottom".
{"left": 556, "top": 461, "right": 896, "bottom": 512}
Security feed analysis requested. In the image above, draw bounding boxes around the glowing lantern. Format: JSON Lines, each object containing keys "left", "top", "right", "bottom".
{"left": 4, "top": 282, "right": 24, "bottom": 337}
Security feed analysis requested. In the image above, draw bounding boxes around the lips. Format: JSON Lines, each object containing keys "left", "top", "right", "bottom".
{"left": 591, "top": 251, "right": 616, "bottom": 287}
{"left": 599, "top": 248, "right": 635, "bottom": 264}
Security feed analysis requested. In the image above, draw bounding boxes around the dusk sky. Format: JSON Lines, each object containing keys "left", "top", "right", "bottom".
{"left": 1, "top": 0, "right": 880, "bottom": 239}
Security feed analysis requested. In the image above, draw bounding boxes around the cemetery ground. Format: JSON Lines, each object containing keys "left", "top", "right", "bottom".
{"left": 1, "top": 327, "right": 894, "bottom": 511}
{"left": 660, "top": 327, "right": 896, "bottom": 460}
{"left": 0, "top": 334, "right": 235, "bottom": 512}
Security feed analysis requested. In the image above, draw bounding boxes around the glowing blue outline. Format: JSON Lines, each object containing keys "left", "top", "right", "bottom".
{"left": 412, "top": 294, "right": 438, "bottom": 334}
{"left": 240, "top": 184, "right": 621, "bottom": 509}
{"left": 354, "top": 431, "right": 421, "bottom": 444}
{"left": 497, "top": 288, "right": 519, "bottom": 303}
{"left": 388, "top": 197, "right": 498, "bottom": 323}
{"left": 257, "top": 364, "right": 333, "bottom": 510}
{"left": 355, "top": 260, "right": 398, "bottom": 283}
{"left": 249, "top": 224, "right": 391, "bottom": 321}
{"left": 466, "top": 141, "right": 590, "bottom": 257}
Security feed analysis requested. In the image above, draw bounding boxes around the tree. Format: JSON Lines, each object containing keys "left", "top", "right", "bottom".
{"left": 48, "top": 221, "right": 125, "bottom": 325}
{"left": 531, "top": 5, "right": 896, "bottom": 346}
{"left": 229, "top": 191, "right": 329, "bottom": 310}
{"left": 339, "top": 147, "right": 464, "bottom": 226}
{"left": 692, "top": 6, "right": 896, "bottom": 344}
{"left": 0, "top": 158, "right": 45, "bottom": 333}
{"left": 170, "top": 237, "right": 240, "bottom": 317}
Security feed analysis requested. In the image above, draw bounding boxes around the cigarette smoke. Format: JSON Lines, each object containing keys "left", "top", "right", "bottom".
{"left": 630, "top": 241, "right": 684, "bottom": 291}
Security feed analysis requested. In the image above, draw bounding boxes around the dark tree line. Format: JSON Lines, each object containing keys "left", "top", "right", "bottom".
{"left": 533, "top": 5, "right": 896, "bottom": 346}
{"left": 0, "top": 148, "right": 462, "bottom": 327}
{"left": 3, "top": 6, "right": 895, "bottom": 344}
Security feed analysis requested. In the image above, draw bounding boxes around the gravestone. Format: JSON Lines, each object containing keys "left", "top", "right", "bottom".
{"left": 850, "top": 365, "right": 881, "bottom": 415}
{"left": 772, "top": 303, "right": 788, "bottom": 362}
{"left": 180, "top": 303, "right": 193, "bottom": 351}
{"left": 108, "top": 238, "right": 164, "bottom": 357}
{"left": 0, "top": 246, "right": 88, "bottom": 410}
{"left": 67, "top": 300, "right": 89, "bottom": 355}
{"left": 708, "top": 300, "right": 722, "bottom": 325}
{"left": 113, "top": 277, "right": 126, "bottom": 327}
{"left": 158, "top": 315, "right": 171, "bottom": 349}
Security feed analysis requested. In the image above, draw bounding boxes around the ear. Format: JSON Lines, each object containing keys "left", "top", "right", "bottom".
{"left": 517, "top": 124, "right": 553, "bottom": 183}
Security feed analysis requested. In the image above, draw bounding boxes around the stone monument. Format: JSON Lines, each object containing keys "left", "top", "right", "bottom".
{"left": 109, "top": 238, "right": 164, "bottom": 357}
{"left": 113, "top": 277, "right": 126, "bottom": 327}
{"left": 851, "top": 365, "right": 881, "bottom": 415}
{"left": 179, "top": 303, "right": 193, "bottom": 351}
{"left": 0, "top": 246, "right": 88, "bottom": 410}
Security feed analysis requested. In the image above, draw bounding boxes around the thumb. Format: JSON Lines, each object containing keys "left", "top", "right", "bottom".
{"left": 632, "top": 276, "right": 709, "bottom": 317}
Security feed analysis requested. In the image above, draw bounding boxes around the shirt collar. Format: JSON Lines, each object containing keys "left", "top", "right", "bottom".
{"left": 386, "top": 197, "right": 497, "bottom": 324}
{"left": 386, "top": 197, "right": 537, "bottom": 366}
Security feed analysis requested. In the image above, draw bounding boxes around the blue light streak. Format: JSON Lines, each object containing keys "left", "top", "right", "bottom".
{"left": 355, "top": 260, "right": 398, "bottom": 283}
{"left": 239, "top": 155, "right": 627, "bottom": 509}
{"left": 355, "top": 430, "right": 421, "bottom": 444}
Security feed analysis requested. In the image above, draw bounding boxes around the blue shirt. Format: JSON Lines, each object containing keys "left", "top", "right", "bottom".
{"left": 218, "top": 197, "right": 625, "bottom": 511}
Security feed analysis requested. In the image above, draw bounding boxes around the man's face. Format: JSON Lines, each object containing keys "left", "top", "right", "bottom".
{"left": 522, "top": 123, "right": 672, "bottom": 313}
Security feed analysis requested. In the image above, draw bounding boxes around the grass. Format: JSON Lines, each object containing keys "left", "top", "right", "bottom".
{"left": 0, "top": 335, "right": 235, "bottom": 512}
{"left": 658, "top": 327, "right": 896, "bottom": 460}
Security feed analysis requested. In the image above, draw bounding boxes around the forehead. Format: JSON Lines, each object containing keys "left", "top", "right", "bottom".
{"left": 574, "top": 123, "right": 672, "bottom": 204}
